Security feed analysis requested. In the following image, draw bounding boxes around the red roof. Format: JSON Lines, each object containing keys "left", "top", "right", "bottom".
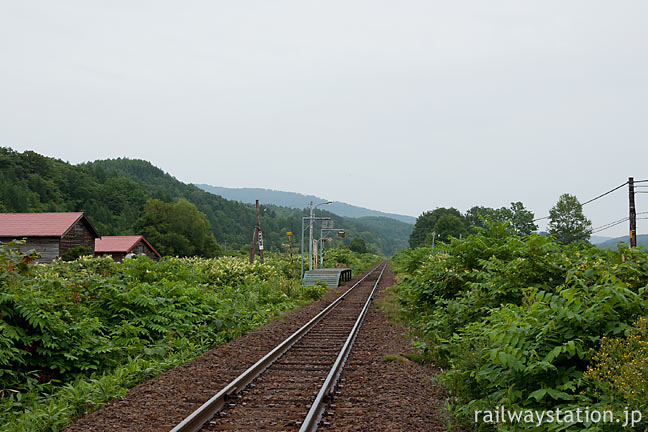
{"left": 0, "top": 212, "right": 98, "bottom": 237}
{"left": 95, "top": 236, "right": 161, "bottom": 257}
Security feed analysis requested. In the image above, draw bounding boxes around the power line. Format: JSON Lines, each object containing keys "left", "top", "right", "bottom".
{"left": 591, "top": 217, "right": 629, "bottom": 234}
{"left": 580, "top": 181, "right": 628, "bottom": 206}
{"left": 588, "top": 210, "right": 648, "bottom": 236}
{"left": 592, "top": 217, "right": 629, "bottom": 230}
{"left": 533, "top": 181, "right": 629, "bottom": 222}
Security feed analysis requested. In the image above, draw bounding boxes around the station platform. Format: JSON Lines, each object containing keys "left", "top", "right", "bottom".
{"left": 302, "top": 268, "right": 352, "bottom": 288}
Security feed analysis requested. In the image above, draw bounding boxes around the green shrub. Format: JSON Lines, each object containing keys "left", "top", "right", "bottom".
{"left": 391, "top": 222, "right": 648, "bottom": 430}
{"left": 60, "top": 246, "right": 92, "bottom": 262}
{"left": 302, "top": 282, "right": 327, "bottom": 300}
{"left": 0, "top": 247, "right": 317, "bottom": 430}
{"left": 323, "top": 246, "right": 382, "bottom": 274}
{"left": 584, "top": 317, "right": 648, "bottom": 425}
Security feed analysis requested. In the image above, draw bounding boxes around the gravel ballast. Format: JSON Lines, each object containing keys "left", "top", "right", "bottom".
{"left": 63, "top": 265, "right": 447, "bottom": 431}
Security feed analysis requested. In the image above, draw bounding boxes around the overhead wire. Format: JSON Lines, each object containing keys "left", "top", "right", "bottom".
{"left": 580, "top": 181, "right": 628, "bottom": 206}
{"left": 532, "top": 181, "right": 629, "bottom": 222}
{"left": 591, "top": 217, "right": 629, "bottom": 234}
{"left": 590, "top": 210, "right": 648, "bottom": 235}
{"left": 584, "top": 179, "right": 648, "bottom": 235}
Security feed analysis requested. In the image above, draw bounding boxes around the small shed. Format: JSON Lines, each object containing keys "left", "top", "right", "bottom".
{"left": 0, "top": 212, "right": 99, "bottom": 263}
{"left": 95, "top": 236, "right": 161, "bottom": 262}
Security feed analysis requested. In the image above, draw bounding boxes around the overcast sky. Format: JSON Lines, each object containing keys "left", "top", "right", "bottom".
{"left": 2, "top": 1, "right": 647, "bottom": 237}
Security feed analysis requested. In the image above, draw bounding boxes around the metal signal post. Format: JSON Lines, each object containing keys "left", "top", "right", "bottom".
{"left": 300, "top": 200, "right": 332, "bottom": 277}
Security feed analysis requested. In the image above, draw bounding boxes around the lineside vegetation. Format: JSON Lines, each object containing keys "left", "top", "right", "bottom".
{"left": 392, "top": 222, "right": 648, "bottom": 431}
{"left": 0, "top": 243, "right": 379, "bottom": 431}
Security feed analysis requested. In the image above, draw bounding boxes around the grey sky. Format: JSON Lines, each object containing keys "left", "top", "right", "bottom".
{"left": 1, "top": 1, "right": 647, "bottom": 237}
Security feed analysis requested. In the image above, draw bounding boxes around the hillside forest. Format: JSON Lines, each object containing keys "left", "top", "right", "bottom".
{"left": 0, "top": 147, "right": 412, "bottom": 256}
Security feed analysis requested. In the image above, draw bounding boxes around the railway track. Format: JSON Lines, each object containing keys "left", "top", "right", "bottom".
{"left": 170, "top": 262, "right": 387, "bottom": 432}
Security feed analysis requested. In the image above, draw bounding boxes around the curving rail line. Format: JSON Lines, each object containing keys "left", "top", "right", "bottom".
{"left": 170, "top": 262, "right": 387, "bottom": 432}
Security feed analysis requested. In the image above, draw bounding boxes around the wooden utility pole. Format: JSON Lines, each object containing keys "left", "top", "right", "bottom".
{"left": 287, "top": 231, "right": 294, "bottom": 276}
{"left": 629, "top": 177, "right": 637, "bottom": 247}
{"left": 249, "top": 200, "right": 265, "bottom": 264}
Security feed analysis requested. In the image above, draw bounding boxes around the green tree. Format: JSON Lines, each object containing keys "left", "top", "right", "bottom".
{"left": 465, "top": 206, "right": 507, "bottom": 230}
{"left": 548, "top": 193, "right": 592, "bottom": 244}
{"left": 509, "top": 201, "right": 537, "bottom": 235}
{"left": 464, "top": 202, "right": 537, "bottom": 235}
{"left": 136, "top": 198, "right": 221, "bottom": 257}
{"left": 409, "top": 208, "right": 464, "bottom": 248}
{"left": 349, "top": 237, "right": 368, "bottom": 254}
{"left": 433, "top": 214, "right": 468, "bottom": 242}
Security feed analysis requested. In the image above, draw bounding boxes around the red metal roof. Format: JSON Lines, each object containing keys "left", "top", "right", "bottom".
{"left": 0, "top": 212, "right": 97, "bottom": 237}
{"left": 95, "top": 236, "right": 161, "bottom": 257}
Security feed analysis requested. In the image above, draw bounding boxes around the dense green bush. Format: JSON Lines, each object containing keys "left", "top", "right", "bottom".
{"left": 59, "top": 246, "right": 92, "bottom": 262}
{"left": 0, "top": 246, "right": 308, "bottom": 430}
{"left": 323, "top": 246, "right": 382, "bottom": 274}
{"left": 583, "top": 317, "right": 648, "bottom": 430}
{"left": 0, "top": 243, "right": 380, "bottom": 431}
{"left": 392, "top": 223, "right": 648, "bottom": 430}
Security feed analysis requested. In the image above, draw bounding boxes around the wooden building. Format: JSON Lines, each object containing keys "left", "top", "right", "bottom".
{"left": 0, "top": 212, "right": 99, "bottom": 263}
{"left": 94, "top": 236, "right": 161, "bottom": 261}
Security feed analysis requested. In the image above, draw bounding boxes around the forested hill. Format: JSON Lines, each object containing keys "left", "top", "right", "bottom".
{"left": 0, "top": 148, "right": 411, "bottom": 255}
{"left": 595, "top": 234, "right": 648, "bottom": 250}
{"left": 196, "top": 184, "right": 417, "bottom": 224}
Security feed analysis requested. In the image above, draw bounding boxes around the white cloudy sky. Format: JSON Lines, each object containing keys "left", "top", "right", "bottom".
{"left": 1, "top": 1, "right": 647, "bottom": 237}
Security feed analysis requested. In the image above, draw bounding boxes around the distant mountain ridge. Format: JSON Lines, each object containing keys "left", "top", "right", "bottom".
{"left": 196, "top": 185, "right": 416, "bottom": 224}
{"left": 595, "top": 234, "right": 648, "bottom": 250}
{"left": 0, "top": 148, "right": 412, "bottom": 256}
{"left": 589, "top": 235, "right": 614, "bottom": 245}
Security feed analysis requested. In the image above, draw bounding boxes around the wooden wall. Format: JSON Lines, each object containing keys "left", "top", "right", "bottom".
{"left": 1, "top": 237, "right": 60, "bottom": 263}
{"left": 132, "top": 240, "right": 159, "bottom": 261}
{"left": 60, "top": 220, "right": 95, "bottom": 255}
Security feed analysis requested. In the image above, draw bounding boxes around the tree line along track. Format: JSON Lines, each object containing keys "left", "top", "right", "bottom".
{"left": 171, "top": 262, "right": 388, "bottom": 432}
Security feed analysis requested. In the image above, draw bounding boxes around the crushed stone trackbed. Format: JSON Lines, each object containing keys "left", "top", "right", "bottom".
{"left": 63, "top": 266, "right": 447, "bottom": 432}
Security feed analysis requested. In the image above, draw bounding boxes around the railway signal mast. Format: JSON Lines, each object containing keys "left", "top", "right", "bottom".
{"left": 249, "top": 200, "right": 265, "bottom": 264}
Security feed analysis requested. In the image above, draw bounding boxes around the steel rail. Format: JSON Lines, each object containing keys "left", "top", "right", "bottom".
{"left": 169, "top": 263, "right": 383, "bottom": 432}
{"left": 299, "top": 262, "right": 387, "bottom": 432}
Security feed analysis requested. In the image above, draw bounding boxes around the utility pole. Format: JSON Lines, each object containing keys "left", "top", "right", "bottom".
{"left": 629, "top": 177, "right": 637, "bottom": 247}
{"left": 301, "top": 201, "right": 332, "bottom": 277}
{"left": 301, "top": 217, "right": 305, "bottom": 278}
{"left": 308, "top": 201, "right": 313, "bottom": 270}
{"left": 320, "top": 238, "right": 326, "bottom": 267}
{"left": 287, "top": 231, "right": 294, "bottom": 276}
{"left": 249, "top": 200, "right": 265, "bottom": 264}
